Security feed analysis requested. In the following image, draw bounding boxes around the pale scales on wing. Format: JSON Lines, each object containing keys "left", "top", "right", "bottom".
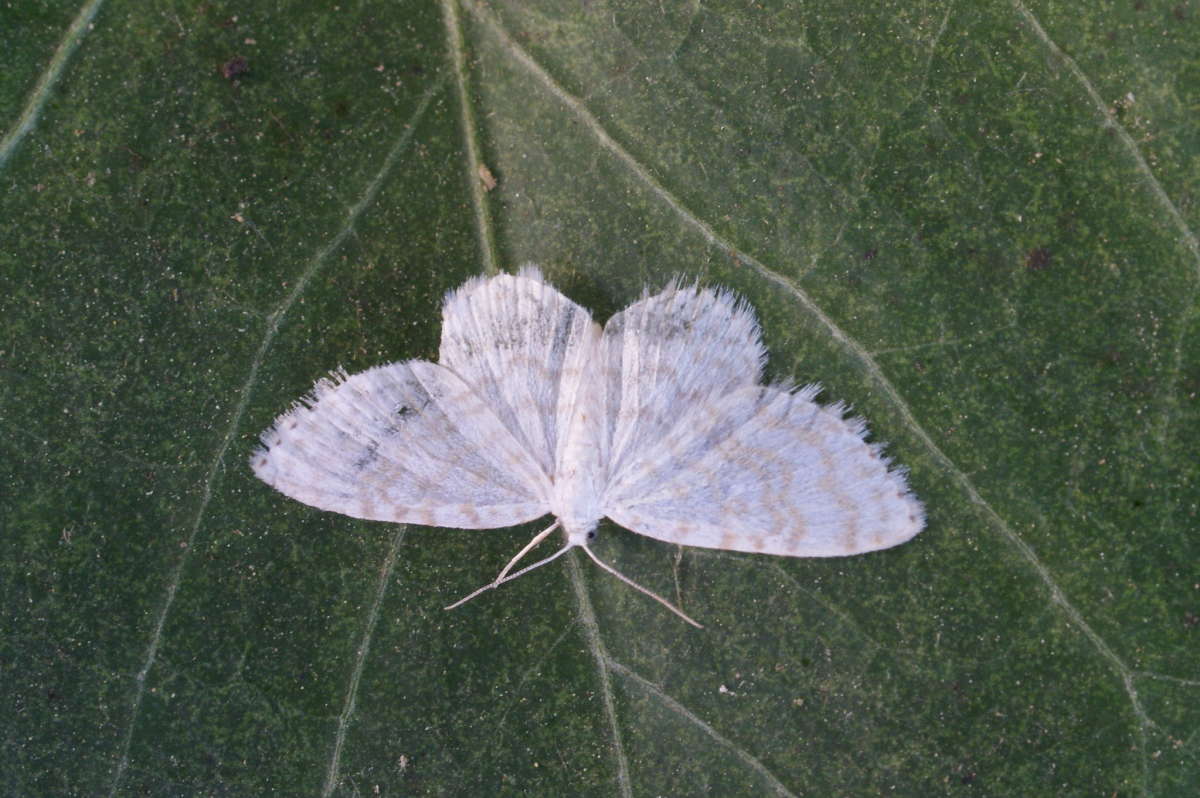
{"left": 251, "top": 267, "right": 925, "bottom": 627}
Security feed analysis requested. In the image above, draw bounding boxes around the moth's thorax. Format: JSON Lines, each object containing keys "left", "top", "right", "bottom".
{"left": 550, "top": 424, "right": 604, "bottom": 543}
{"left": 551, "top": 321, "right": 604, "bottom": 545}
{"left": 554, "top": 432, "right": 604, "bottom": 544}
{"left": 552, "top": 445, "right": 603, "bottom": 545}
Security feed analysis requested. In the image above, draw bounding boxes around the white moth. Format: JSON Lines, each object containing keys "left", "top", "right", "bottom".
{"left": 252, "top": 267, "right": 924, "bottom": 627}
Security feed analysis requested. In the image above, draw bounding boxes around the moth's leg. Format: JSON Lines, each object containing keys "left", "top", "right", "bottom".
{"left": 444, "top": 520, "right": 562, "bottom": 611}
{"left": 493, "top": 519, "right": 560, "bottom": 584}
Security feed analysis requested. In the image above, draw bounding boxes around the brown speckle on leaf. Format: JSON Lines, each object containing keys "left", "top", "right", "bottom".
{"left": 1025, "top": 246, "right": 1051, "bottom": 271}
{"left": 222, "top": 56, "right": 249, "bottom": 80}
{"left": 477, "top": 164, "right": 498, "bottom": 191}
{"left": 123, "top": 146, "right": 148, "bottom": 173}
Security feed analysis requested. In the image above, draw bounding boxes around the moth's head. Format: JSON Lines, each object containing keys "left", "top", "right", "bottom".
{"left": 562, "top": 519, "right": 598, "bottom": 548}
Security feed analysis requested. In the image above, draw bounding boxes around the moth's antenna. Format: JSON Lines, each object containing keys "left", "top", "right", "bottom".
{"left": 444, "top": 521, "right": 563, "bottom": 610}
{"left": 580, "top": 545, "right": 704, "bottom": 629}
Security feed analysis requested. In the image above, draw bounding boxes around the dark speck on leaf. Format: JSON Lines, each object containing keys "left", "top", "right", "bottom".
{"left": 863, "top": 247, "right": 878, "bottom": 260}
{"left": 222, "top": 56, "right": 249, "bottom": 80}
{"left": 1025, "top": 247, "right": 1051, "bottom": 271}
{"left": 122, "top": 145, "right": 148, "bottom": 173}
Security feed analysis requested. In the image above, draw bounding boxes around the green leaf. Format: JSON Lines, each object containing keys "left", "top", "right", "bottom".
{"left": 3, "top": 1, "right": 1197, "bottom": 795}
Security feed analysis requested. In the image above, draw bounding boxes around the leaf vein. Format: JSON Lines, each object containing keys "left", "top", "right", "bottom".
{"left": 104, "top": 78, "right": 444, "bottom": 798}
{"left": 567, "top": 553, "right": 632, "bottom": 798}
{"left": 443, "top": 0, "right": 500, "bottom": 276}
{"left": 0, "top": 0, "right": 105, "bottom": 170}
{"left": 606, "top": 658, "right": 798, "bottom": 798}
{"left": 467, "top": 0, "right": 1168, "bottom": 754}
{"left": 1011, "top": 0, "right": 1200, "bottom": 279}
{"left": 321, "top": 526, "right": 407, "bottom": 797}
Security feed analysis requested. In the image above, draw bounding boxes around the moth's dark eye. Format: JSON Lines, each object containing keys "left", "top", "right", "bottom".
{"left": 586, "top": 530, "right": 597, "bottom": 540}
